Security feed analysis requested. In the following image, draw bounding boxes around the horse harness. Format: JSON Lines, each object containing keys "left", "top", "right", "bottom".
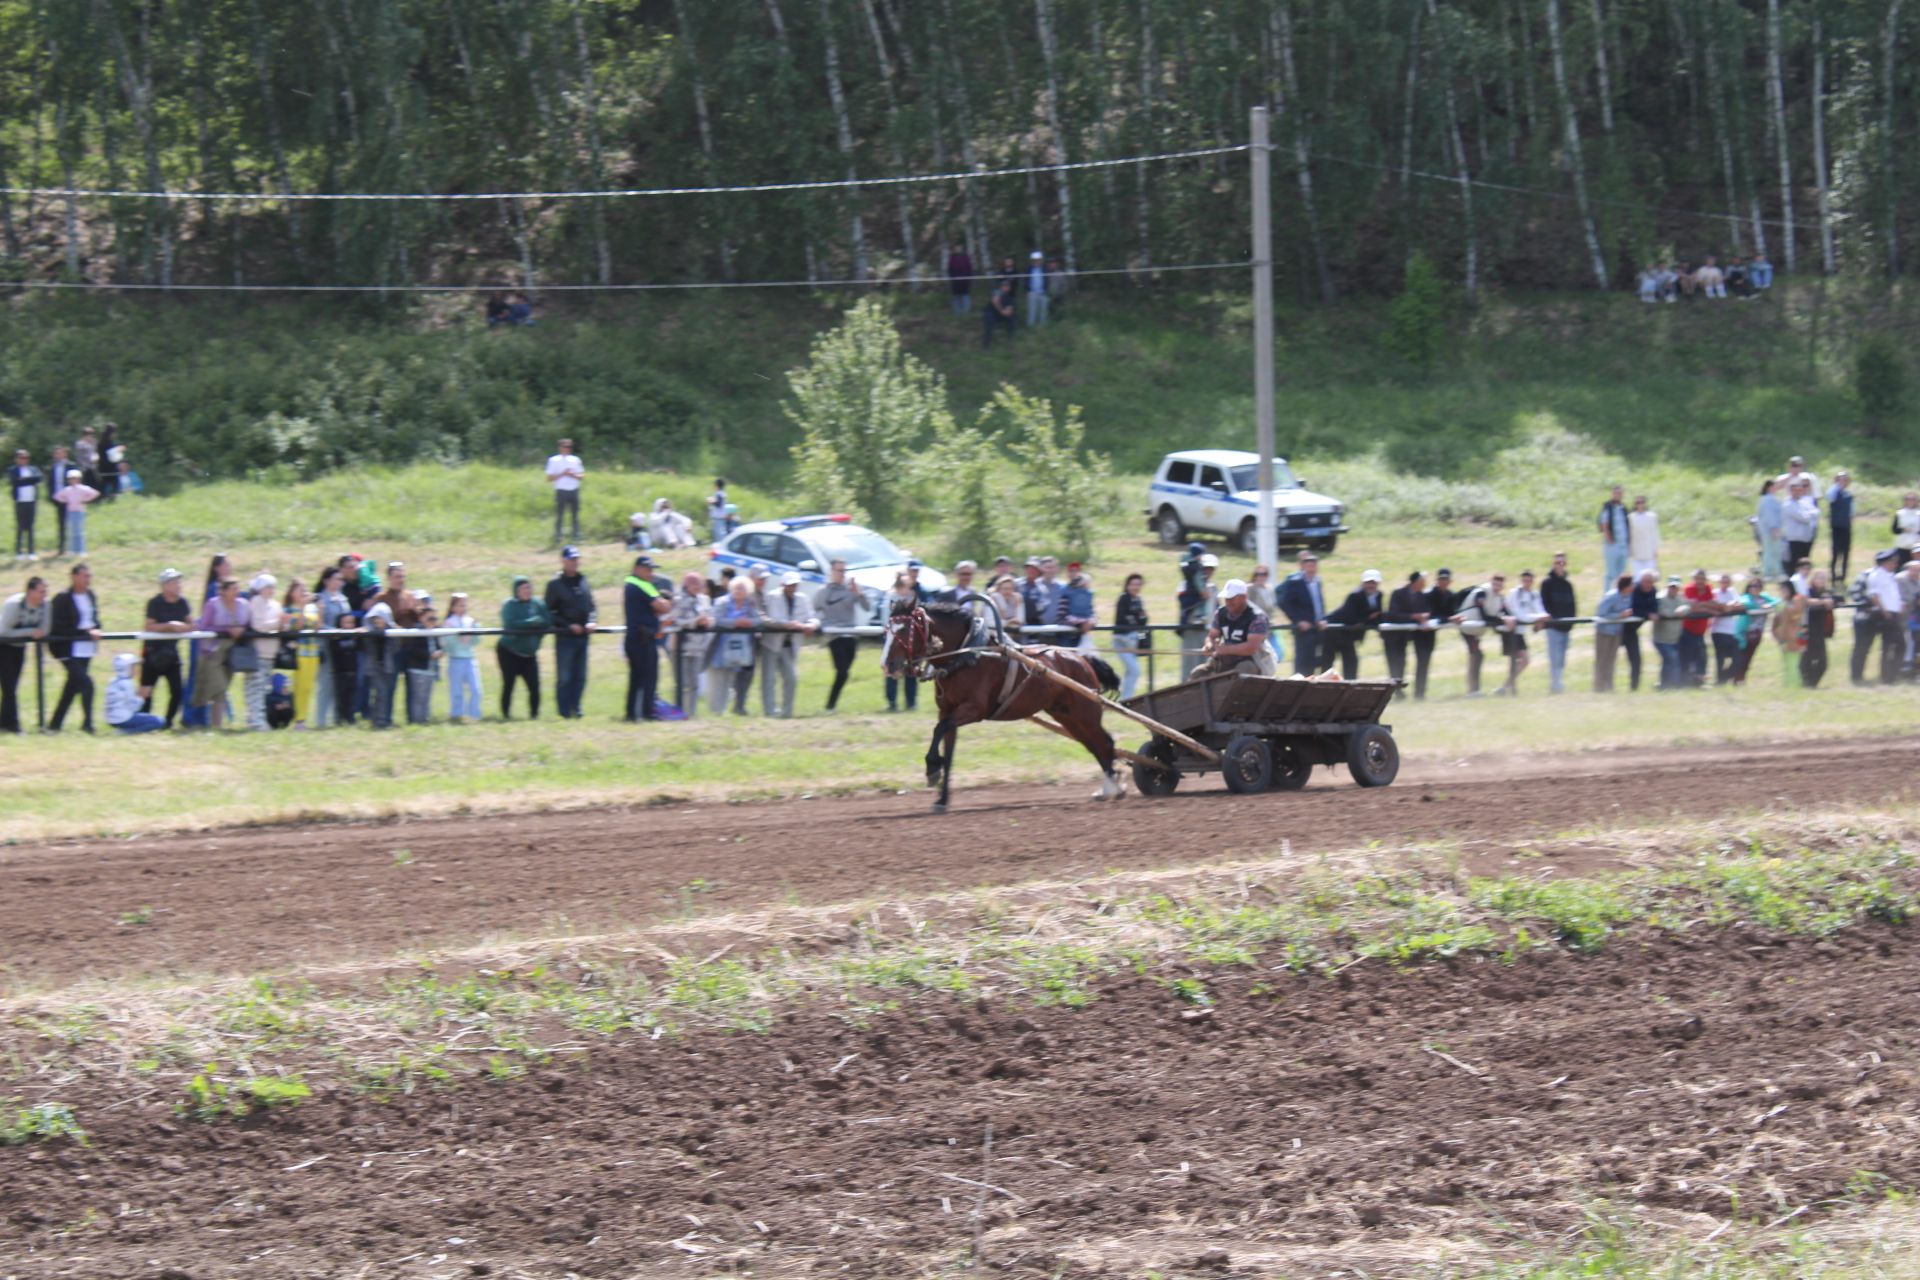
{"left": 892, "top": 606, "right": 1039, "bottom": 719}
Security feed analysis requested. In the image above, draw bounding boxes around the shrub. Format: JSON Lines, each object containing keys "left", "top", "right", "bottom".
{"left": 1854, "top": 336, "right": 1907, "bottom": 437}
{"left": 984, "top": 385, "right": 1113, "bottom": 561}
{"left": 1386, "top": 251, "right": 1450, "bottom": 368}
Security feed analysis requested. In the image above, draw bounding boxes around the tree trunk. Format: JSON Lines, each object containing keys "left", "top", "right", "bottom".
{"left": 672, "top": 0, "right": 735, "bottom": 280}
{"left": 1426, "top": 0, "right": 1478, "bottom": 302}
{"left": 858, "top": 0, "right": 918, "bottom": 281}
{"left": 1544, "top": 0, "right": 1609, "bottom": 288}
{"left": 1134, "top": 0, "right": 1155, "bottom": 272}
{"left": 817, "top": 0, "right": 870, "bottom": 280}
{"left": 933, "top": 0, "right": 988, "bottom": 271}
{"left": 1701, "top": 4, "right": 1743, "bottom": 252}
{"left": 1810, "top": 9, "right": 1835, "bottom": 274}
{"left": 569, "top": 3, "right": 613, "bottom": 285}
{"left": 1274, "top": 3, "right": 1335, "bottom": 302}
{"left": 1766, "top": 0, "right": 1797, "bottom": 271}
{"left": 1883, "top": 0, "right": 1904, "bottom": 276}
{"left": 1400, "top": 3, "right": 1423, "bottom": 200}
{"left": 1033, "top": 0, "right": 1078, "bottom": 272}
{"left": 56, "top": 96, "right": 80, "bottom": 280}
{"left": 1587, "top": 0, "right": 1614, "bottom": 134}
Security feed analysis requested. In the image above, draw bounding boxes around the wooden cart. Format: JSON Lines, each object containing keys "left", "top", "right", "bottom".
{"left": 1119, "top": 674, "right": 1401, "bottom": 794}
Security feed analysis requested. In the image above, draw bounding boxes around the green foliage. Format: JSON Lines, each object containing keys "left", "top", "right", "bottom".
{"left": 1854, "top": 336, "right": 1907, "bottom": 434}
{"left": 924, "top": 418, "right": 1018, "bottom": 565}
{"left": 983, "top": 384, "right": 1114, "bottom": 561}
{"left": 785, "top": 299, "right": 956, "bottom": 526}
{"left": 180, "top": 1064, "right": 311, "bottom": 1121}
{"left": 1386, "top": 252, "right": 1450, "bottom": 368}
{"left": 0, "top": 1102, "right": 88, "bottom": 1147}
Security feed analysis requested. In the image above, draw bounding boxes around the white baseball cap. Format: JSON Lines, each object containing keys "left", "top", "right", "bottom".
{"left": 780, "top": 571, "right": 802, "bottom": 586}
{"left": 1199, "top": 554, "right": 1219, "bottom": 568}
{"left": 1030, "top": 250, "right": 1044, "bottom": 260}
{"left": 1361, "top": 569, "right": 1383, "bottom": 584}
{"left": 1222, "top": 578, "right": 1248, "bottom": 598}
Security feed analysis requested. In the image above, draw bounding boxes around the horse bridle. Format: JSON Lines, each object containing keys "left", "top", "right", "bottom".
{"left": 885, "top": 605, "right": 934, "bottom": 678}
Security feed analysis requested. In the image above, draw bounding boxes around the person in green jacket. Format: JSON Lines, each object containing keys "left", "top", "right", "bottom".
{"left": 498, "top": 575, "right": 553, "bottom": 719}
{"left": 1730, "top": 573, "right": 1778, "bottom": 686}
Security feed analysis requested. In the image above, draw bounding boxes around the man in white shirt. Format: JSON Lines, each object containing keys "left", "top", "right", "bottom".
{"left": 1863, "top": 549, "right": 1907, "bottom": 684}
{"left": 1500, "top": 569, "right": 1546, "bottom": 696}
{"left": 758, "top": 571, "right": 819, "bottom": 718}
{"left": 545, "top": 438, "right": 585, "bottom": 546}
{"left": 1626, "top": 495, "right": 1661, "bottom": 578}
{"left": 1781, "top": 476, "right": 1820, "bottom": 570}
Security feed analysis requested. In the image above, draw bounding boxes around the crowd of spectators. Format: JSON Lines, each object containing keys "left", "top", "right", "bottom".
{"left": 9, "top": 426, "right": 145, "bottom": 564}
{"left": 1636, "top": 254, "right": 1775, "bottom": 302}
{"left": 946, "top": 246, "right": 1069, "bottom": 348}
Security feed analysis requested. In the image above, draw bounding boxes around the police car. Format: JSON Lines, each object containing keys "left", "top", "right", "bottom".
{"left": 1145, "top": 449, "right": 1348, "bottom": 555}
{"left": 709, "top": 515, "right": 946, "bottom": 613}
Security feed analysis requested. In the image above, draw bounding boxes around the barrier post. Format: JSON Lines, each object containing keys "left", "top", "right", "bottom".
{"left": 34, "top": 641, "right": 44, "bottom": 731}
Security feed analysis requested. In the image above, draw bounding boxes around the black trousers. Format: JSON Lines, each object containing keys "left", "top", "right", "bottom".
{"left": 1324, "top": 634, "right": 1360, "bottom": 679}
{"left": 1786, "top": 538, "right": 1814, "bottom": 571}
{"left": 498, "top": 647, "right": 541, "bottom": 718}
{"left": 49, "top": 655, "right": 93, "bottom": 731}
{"left": 1800, "top": 630, "right": 1829, "bottom": 688}
{"left": 1851, "top": 618, "right": 1884, "bottom": 684}
{"left": 1621, "top": 627, "right": 1643, "bottom": 691}
{"left": 1381, "top": 633, "right": 1434, "bottom": 699}
{"left": 142, "top": 652, "right": 183, "bottom": 726}
{"left": 1291, "top": 628, "right": 1322, "bottom": 675}
{"left": 625, "top": 638, "right": 659, "bottom": 720}
{"left": 553, "top": 488, "right": 581, "bottom": 542}
{"left": 1711, "top": 633, "right": 1740, "bottom": 685}
{"left": 1829, "top": 527, "right": 1852, "bottom": 582}
{"left": 826, "top": 636, "right": 859, "bottom": 709}
{"left": 12, "top": 500, "right": 32, "bottom": 556}
{"left": 0, "top": 642, "right": 22, "bottom": 732}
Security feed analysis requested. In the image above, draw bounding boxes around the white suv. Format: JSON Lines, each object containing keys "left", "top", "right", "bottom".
{"left": 1145, "top": 449, "right": 1348, "bottom": 555}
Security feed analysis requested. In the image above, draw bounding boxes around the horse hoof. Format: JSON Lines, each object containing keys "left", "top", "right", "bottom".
{"left": 931, "top": 802, "right": 948, "bottom": 815}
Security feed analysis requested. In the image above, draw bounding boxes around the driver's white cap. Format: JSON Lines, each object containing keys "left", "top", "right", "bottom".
{"left": 1361, "top": 569, "right": 1383, "bottom": 584}
{"left": 1222, "top": 578, "right": 1249, "bottom": 598}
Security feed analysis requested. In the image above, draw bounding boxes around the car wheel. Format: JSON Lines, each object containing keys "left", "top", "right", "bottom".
{"left": 1346, "top": 725, "right": 1399, "bottom": 787}
{"left": 1131, "top": 738, "right": 1180, "bottom": 796}
{"left": 1238, "top": 519, "right": 1258, "bottom": 555}
{"left": 1221, "top": 734, "right": 1273, "bottom": 794}
{"left": 1155, "top": 507, "right": 1186, "bottom": 547}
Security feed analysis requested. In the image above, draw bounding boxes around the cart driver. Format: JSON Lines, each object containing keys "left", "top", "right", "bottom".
{"left": 1194, "top": 578, "right": 1280, "bottom": 679}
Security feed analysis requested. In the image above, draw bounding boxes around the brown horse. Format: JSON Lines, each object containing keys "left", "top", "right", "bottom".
{"left": 883, "top": 598, "right": 1122, "bottom": 813}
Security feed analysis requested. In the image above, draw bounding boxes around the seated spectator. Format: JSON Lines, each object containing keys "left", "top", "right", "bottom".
{"left": 506, "top": 292, "right": 534, "bottom": 326}
{"left": 1696, "top": 256, "right": 1726, "bottom": 299}
{"left": 1750, "top": 253, "right": 1774, "bottom": 289}
{"left": 1726, "top": 256, "right": 1753, "bottom": 299}
{"left": 650, "top": 498, "right": 696, "bottom": 550}
{"left": 115, "top": 460, "right": 144, "bottom": 496}
{"left": 626, "top": 511, "right": 653, "bottom": 552}
{"left": 1636, "top": 267, "right": 1660, "bottom": 303}
{"left": 1655, "top": 263, "right": 1679, "bottom": 303}
{"left": 105, "top": 653, "right": 165, "bottom": 733}
{"left": 485, "top": 292, "right": 511, "bottom": 327}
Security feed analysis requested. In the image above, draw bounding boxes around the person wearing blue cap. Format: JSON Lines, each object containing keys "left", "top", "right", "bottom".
{"left": 545, "top": 546, "right": 597, "bottom": 718}
{"left": 623, "top": 555, "right": 670, "bottom": 721}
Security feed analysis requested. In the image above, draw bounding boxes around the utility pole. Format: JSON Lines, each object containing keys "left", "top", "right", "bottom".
{"left": 1251, "top": 106, "right": 1278, "bottom": 572}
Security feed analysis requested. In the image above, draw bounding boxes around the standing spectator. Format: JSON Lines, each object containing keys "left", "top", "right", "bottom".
{"left": 933, "top": 560, "right": 981, "bottom": 607}
{"left": 1064, "top": 571, "right": 1096, "bottom": 651}
{"left": 995, "top": 254, "right": 1019, "bottom": 293}
{"left": 1709, "top": 572, "right": 1742, "bottom": 685}
{"left": 1246, "top": 566, "right": 1286, "bottom": 670}
{"left": 47, "top": 563, "right": 102, "bottom": 732}
{"left": 1502, "top": 569, "right": 1547, "bottom": 696}
{"left": 1892, "top": 491, "right": 1920, "bottom": 567}
{"left": 0, "top": 575, "right": 48, "bottom": 733}
{"left": 1731, "top": 572, "right": 1777, "bottom": 685}
{"left": 1597, "top": 484, "right": 1629, "bottom": 588}
{"left": 1861, "top": 549, "right": 1907, "bottom": 684}
{"left": 1282, "top": 552, "right": 1328, "bottom": 675}
{"left": 760, "top": 571, "right": 819, "bottom": 718}
{"left": 989, "top": 574, "right": 1025, "bottom": 638}
{"left": 282, "top": 579, "right": 321, "bottom": 730}
{"left": 498, "top": 576, "right": 551, "bottom": 719}
{"left": 1382, "top": 571, "right": 1433, "bottom": 700}
{"left": 1800, "top": 570, "right": 1835, "bottom": 689}
{"left": 72, "top": 427, "right": 98, "bottom": 484}
{"left": 181, "top": 553, "right": 232, "bottom": 729}
{"left": 193, "top": 576, "right": 248, "bottom": 731}
{"left": 1540, "top": 552, "right": 1578, "bottom": 694}
{"left": 1828, "top": 470, "right": 1855, "bottom": 582}
{"left": 8, "top": 449, "right": 40, "bottom": 561}
{"left": 1627, "top": 495, "right": 1661, "bottom": 578}
{"left": 443, "top": 592, "right": 483, "bottom": 724}
{"left": 946, "top": 242, "right": 974, "bottom": 314}
{"left": 707, "top": 478, "right": 731, "bottom": 544}
{"left": 1652, "top": 576, "right": 1687, "bottom": 690}
{"left": 96, "top": 425, "right": 121, "bottom": 499}
{"left": 42, "top": 445, "right": 77, "bottom": 554}
{"left": 1450, "top": 573, "right": 1513, "bottom": 696}
{"left": 50, "top": 469, "right": 99, "bottom": 558}
{"left": 623, "top": 555, "right": 670, "bottom": 722}
{"left": 407, "top": 598, "right": 443, "bottom": 725}
{"left": 1322, "top": 569, "right": 1384, "bottom": 680}
{"left": 545, "top": 439, "right": 584, "bottom": 546}
{"left": 1771, "top": 583, "right": 1807, "bottom": 688}
{"left": 670, "top": 571, "right": 715, "bottom": 715}
{"left": 1592, "top": 574, "right": 1632, "bottom": 693}
{"left": 314, "top": 567, "right": 352, "bottom": 728}
{"left": 883, "top": 576, "right": 919, "bottom": 711}
{"left": 1179, "top": 555, "right": 1219, "bottom": 676}
{"left": 245, "top": 572, "right": 282, "bottom": 731}
{"left": 1113, "top": 573, "right": 1150, "bottom": 699}
{"left": 546, "top": 546, "right": 596, "bottom": 719}
{"left": 104, "top": 654, "right": 164, "bottom": 734}
{"left": 709, "top": 576, "right": 760, "bottom": 716}
{"left": 1625, "top": 570, "right": 1658, "bottom": 691}
{"left": 981, "top": 280, "right": 1017, "bottom": 348}
{"left": 1781, "top": 476, "right": 1819, "bottom": 569}
{"left": 1779, "top": 455, "right": 1818, "bottom": 497}
{"left": 1753, "top": 479, "right": 1785, "bottom": 578}
{"left": 375, "top": 563, "right": 425, "bottom": 725}
{"left": 142, "top": 568, "right": 193, "bottom": 728}
{"left": 814, "top": 559, "right": 865, "bottom": 712}
{"left": 1025, "top": 251, "right": 1049, "bottom": 327}
{"left": 1027, "top": 555, "right": 1070, "bottom": 636}
{"left": 1901, "top": 557, "right": 1920, "bottom": 672}
{"left": 361, "top": 592, "right": 398, "bottom": 728}
{"left": 1680, "top": 568, "right": 1715, "bottom": 687}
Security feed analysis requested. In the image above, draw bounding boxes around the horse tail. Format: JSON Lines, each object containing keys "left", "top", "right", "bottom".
{"left": 1085, "top": 654, "right": 1121, "bottom": 696}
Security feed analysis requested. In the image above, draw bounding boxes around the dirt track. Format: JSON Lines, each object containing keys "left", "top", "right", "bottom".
{"left": 2, "top": 736, "right": 1915, "bottom": 988}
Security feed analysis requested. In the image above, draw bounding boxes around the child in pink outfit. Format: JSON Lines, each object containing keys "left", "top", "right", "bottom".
{"left": 50, "top": 476, "right": 99, "bottom": 556}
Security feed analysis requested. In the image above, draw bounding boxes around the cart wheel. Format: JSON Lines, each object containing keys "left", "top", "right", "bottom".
{"left": 1269, "top": 740, "right": 1312, "bottom": 791}
{"left": 1347, "top": 725, "right": 1399, "bottom": 787}
{"left": 1132, "top": 739, "right": 1180, "bottom": 797}
{"left": 1221, "top": 734, "right": 1273, "bottom": 794}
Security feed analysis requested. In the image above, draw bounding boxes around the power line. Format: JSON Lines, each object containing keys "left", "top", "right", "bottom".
{"left": 0, "top": 144, "right": 1249, "bottom": 203}
{"left": 2, "top": 260, "right": 1251, "bottom": 294}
